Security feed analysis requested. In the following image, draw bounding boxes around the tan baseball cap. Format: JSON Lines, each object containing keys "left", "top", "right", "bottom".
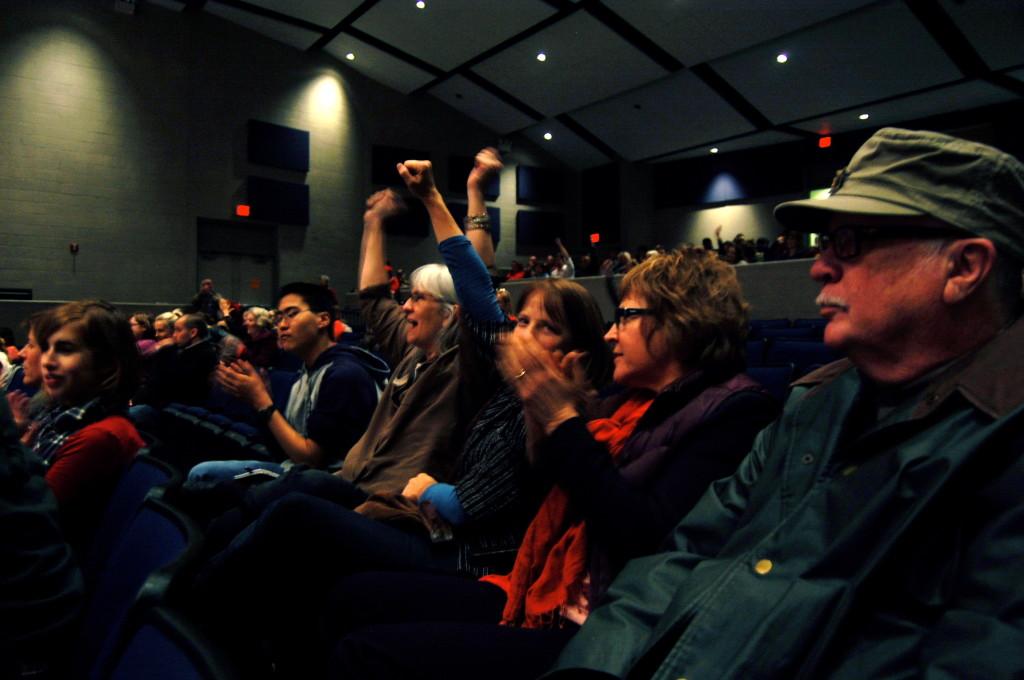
{"left": 774, "top": 127, "right": 1024, "bottom": 263}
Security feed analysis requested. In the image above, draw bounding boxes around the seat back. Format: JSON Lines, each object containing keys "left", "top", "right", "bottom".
{"left": 765, "top": 340, "right": 842, "bottom": 378}
{"left": 105, "top": 607, "right": 237, "bottom": 680}
{"left": 747, "top": 364, "right": 796, "bottom": 403}
{"left": 74, "top": 496, "right": 202, "bottom": 680}
{"left": 84, "top": 453, "right": 181, "bottom": 583}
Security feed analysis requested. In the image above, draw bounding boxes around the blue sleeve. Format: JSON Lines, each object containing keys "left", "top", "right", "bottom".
{"left": 437, "top": 235, "right": 505, "bottom": 324}
{"left": 419, "top": 482, "right": 468, "bottom": 526}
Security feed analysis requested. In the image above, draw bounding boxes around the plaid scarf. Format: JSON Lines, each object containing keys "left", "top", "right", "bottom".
{"left": 32, "top": 397, "right": 110, "bottom": 467}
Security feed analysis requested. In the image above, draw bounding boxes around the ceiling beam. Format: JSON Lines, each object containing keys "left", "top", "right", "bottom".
{"left": 903, "top": 0, "right": 990, "bottom": 77}
{"left": 208, "top": 0, "right": 328, "bottom": 33}
{"left": 556, "top": 113, "right": 623, "bottom": 162}
{"left": 581, "top": 0, "right": 684, "bottom": 73}
{"left": 308, "top": 0, "right": 379, "bottom": 52}
{"left": 461, "top": 71, "right": 545, "bottom": 122}
{"left": 412, "top": 4, "right": 583, "bottom": 94}
{"left": 690, "top": 63, "right": 774, "bottom": 131}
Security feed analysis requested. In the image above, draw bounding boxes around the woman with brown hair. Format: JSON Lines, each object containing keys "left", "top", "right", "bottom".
{"left": 326, "top": 248, "right": 780, "bottom": 679}
{"left": 33, "top": 300, "right": 144, "bottom": 555}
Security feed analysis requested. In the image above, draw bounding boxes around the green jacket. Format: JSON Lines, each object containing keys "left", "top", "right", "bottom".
{"left": 549, "top": 318, "right": 1024, "bottom": 679}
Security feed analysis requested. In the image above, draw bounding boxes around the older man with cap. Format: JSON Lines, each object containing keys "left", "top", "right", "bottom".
{"left": 543, "top": 128, "right": 1024, "bottom": 679}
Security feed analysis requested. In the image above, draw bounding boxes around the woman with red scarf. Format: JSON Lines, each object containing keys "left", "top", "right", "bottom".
{"left": 325, "top": 249, "right": 780, "bottom": 679}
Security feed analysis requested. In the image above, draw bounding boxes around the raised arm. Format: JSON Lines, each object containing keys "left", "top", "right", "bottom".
{"left": 358, "top": 189, "right": 404, "bottom": 292}
{"left": 396, "top": 159, "right": 461, "bottom": 244}
{"left": 465, "top": 147, "right": 503, "bottom": 269}
{"left": 397, "top": 156, "right": 505, "bottom": 325}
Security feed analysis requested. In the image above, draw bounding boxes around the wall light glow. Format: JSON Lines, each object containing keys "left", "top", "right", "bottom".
{"left": 345, "top": 52, "right": 355, "bottom": 61}
{"left": 543, "top": 132, "right": 553, "bottom": 141}
{"left": 710, "top": 147, "right": 719, "bottom": 154}
{"left": 776, "top": 53, "right": 788, "bottom": 64}
{"left": 416, "top": 1, "right": 426, "bottom": 8}
{"left": 858, "top": 113, "right": 870, "bottom": 120}
{"left": 536, "top": 52, "right": 547, "bottom": 62}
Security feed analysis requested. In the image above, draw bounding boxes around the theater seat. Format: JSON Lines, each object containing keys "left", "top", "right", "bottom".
{"left": 73, "top": 496, "right": 203, "bottom": 680}
{"left": 106, "top": 607, "right": 237, "bottom": 680}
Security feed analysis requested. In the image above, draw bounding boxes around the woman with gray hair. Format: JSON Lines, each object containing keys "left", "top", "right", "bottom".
{"left": 241, "top": 306, "right": 279, "bottom": 369}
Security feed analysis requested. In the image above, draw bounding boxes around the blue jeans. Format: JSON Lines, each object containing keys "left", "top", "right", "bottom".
{"left": 187, "top": 459, "right": 286, "bottom": 483}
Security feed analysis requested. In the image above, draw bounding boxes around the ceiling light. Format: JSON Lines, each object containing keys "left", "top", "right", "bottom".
{"left": 858, "top": 113, "right": 870, "bottom": 120}
{"left": 776, "top": 53, "right": 788, "bottom": 64}
{"left": 536, "top": 52, "right": 547, "bottom": 62}
{"left": 345, "top": 52, "right": 355, "bottom": 61}
{"left": 710, "top": 147, "right": 719, "bottom": 154}
{"left": 416, "top": 0, "right": 426, "bottom": 7}
{"left": 543, "top": 132, "right": 553, "bottom": 141}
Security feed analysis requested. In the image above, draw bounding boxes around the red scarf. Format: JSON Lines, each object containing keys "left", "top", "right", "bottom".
{"left": 481, "top": 393, "right": 654, "bottom": 628}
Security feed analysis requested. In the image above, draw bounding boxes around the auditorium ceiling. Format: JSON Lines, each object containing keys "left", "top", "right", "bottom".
{"left": 149, "top": 0, "right": 1024, "bottom": 169}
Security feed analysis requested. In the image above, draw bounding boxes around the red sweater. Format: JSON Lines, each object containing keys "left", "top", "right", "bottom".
{"left": 45, "top": 415, "right": 144, "bottom": 554}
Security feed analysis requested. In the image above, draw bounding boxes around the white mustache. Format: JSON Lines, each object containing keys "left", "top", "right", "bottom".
{"left": 815, "top": 294, "right": 849, "bottom": 311}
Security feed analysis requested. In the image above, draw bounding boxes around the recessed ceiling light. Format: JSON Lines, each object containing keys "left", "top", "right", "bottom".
{"left": 345, "top": 52, "right": 355, "bottom": 61}
{"left": 416, "top": 0, "right": 426, "bottom": 8}
{"left": 710, "top": 147, "right": 719, "bottom": 154}
{"left": 776, "top": 53, "right": 788, "bottom": 64}
{"left": 858, "top": 113, "right": 870, "bottom": 120}
{"left": 543, "top": 132, "right": 553, "bottom": 141}
{"left": 536, "top": 52, "right": 547, "bottom": 62}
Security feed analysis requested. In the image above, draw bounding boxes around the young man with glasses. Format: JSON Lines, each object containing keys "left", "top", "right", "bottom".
{"left": 546, "top": 128, "right": 1024, "bottom": 679}
{"left": 188, "top": 282, "right": 388, "bottom": 482}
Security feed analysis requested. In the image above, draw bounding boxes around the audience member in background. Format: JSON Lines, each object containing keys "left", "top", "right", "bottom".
{"left": 215, "top": 297, "right": 245, "bottom": 338}
{"left": 190, "top": 278, "right": 222, "bottom": 324}
{"left": 328, "top": 248, "right": 779, "bottom": 679}
{"left": 0, "top": 326, "right": 18, "bottom": 363}
{"left": 505, "top": 260, "right": 526, "bottom": 281}
{"left": 128, "top": 312, "right": 157, "bottom": 355}
{"left": 240, "top": 306, "right": 278, "bottom": 369}
{"left": 32, "top": 300, "right": 143, "bottom": 556}
{"left": 613, "top": 250, "right": 635, "bottom": 273}
{"left": 547, "top": 128, "right": 1024, "bottom": 679}
{"left": 134, "top": 313, "right": 219, "bottom": 408}
{"left": 1, "top": 395, "right": 83, "bottom": 680}
{"left": 151, "top": 310, "right": 179, "bottom": 344}
{"left": 576, "top": 252, "right": 598, "bottom": 277}
{"left": 191, "top": 151, "right": 611, "bottom": 677}
{"left": 550, "top": 237, "right": 575, "bottom": 279}
{"left": 0, "top": 339, "right": 11, "bottom": 388}
{"left": 530, "top": 258, "right": 549, "bottom": 278}
{"left": 189, "top": 282, "right": 386, "bottom": 480}
{"left": 7, "top": 311, "right": 52, "bottom": 443}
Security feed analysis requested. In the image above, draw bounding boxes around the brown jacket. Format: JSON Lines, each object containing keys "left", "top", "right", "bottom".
{"left": 339, "top": 285, "right": 497, "bottom": 495}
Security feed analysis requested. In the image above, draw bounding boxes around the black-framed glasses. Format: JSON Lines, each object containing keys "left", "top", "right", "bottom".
{"left": 271, "top": 307, "right": 309, "bottom": 326}
{"left": 614, "top": 307, "right": 655, "bottom": 327}
{"left": 819, "top": 225, "right": 963, "bottom": 261}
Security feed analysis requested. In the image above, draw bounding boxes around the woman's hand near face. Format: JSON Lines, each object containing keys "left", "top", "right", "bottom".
{"left": 500, "top": 332, "right": 590, "bottom": 436}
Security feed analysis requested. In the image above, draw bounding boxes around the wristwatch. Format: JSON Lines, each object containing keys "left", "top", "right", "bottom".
{"left": 257, "top": 403, "right": 277, "bottom": 423}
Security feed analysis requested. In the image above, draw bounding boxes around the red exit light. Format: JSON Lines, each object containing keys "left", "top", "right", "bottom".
{"left": 590, "top": 233, "right": 601, "bottom": 244}
{"left": 818, "top": 136, "right": 832, "bottom": 149}
{"left": 236, "top": 204, "right": 251, "bottom": 217}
